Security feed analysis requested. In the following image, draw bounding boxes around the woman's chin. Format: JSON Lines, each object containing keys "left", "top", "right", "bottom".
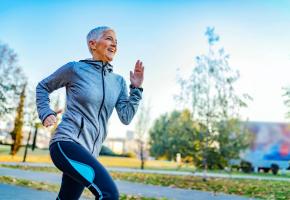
{"left": 106, "top": 56, "right": 114, "bottom": 62}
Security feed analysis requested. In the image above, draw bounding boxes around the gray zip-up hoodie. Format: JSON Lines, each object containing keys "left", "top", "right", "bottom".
{"left": 36, "top": 60, "right": 142, "bottom": 157}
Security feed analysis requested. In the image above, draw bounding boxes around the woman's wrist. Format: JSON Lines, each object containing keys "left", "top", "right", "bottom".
{"left": 130, "top": 84, "right": 143, "bottom": 92}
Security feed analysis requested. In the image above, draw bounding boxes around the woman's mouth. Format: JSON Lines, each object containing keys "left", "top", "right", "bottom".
{"left": 107, "top": 48, "right": 115, "bottom": 53}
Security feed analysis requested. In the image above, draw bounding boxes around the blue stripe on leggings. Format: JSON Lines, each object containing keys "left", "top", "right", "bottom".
{"left": 57, "top": 142, "right": 95, "bottom": 183}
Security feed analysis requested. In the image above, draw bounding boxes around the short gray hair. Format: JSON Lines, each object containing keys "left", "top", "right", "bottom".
{"left": 87, "top": 26, "right": 113, "bottom": 54}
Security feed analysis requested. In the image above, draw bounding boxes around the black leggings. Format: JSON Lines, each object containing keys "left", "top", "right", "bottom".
{"left": 49, "top": 141, "right": 119, "bottom": 200}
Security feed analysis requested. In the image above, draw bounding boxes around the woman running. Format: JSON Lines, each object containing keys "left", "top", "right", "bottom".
{"left": 36, "top": 26, "right": 144, "bottom": 200}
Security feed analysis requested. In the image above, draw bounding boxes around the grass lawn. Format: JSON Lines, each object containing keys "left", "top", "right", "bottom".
{"left": 0, "top": 145, "right": 194, "bottom": 172}
{"left": 1, "top": 164, "right": 289, "bottom": 200}
{"left": 0, "top": 176, "right": 166, "bottom": 200}
{"left": 1, "top": 144, "right": 290, "bottom": 177}
{"left": 195, "top": 168, "right": 290, "bottom": 179}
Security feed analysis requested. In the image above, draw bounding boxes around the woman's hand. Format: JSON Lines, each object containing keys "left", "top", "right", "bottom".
{"left": 130, "top": 60, "right": 144, "bottom": 88}
{"left": 43, "top": 109, "right": 62, "bottom": 127}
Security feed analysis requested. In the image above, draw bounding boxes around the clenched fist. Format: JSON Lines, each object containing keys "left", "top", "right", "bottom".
{"left": 43, "top": 109, "right": 62, "bottom": 127}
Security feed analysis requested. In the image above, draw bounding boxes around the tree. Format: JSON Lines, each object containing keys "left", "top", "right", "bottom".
{"left": 24, "top": 88, "right": 41, "bottom": 128}
{"left": 22, "top": 87, "right": 42, "bottom": 161}
{"left": 0, "top": 42, "right": 26, "bottom": 118}
{"left": 134, "top": 100, "right": 151, "bottom": 169}
{"left": 149, "top": 114, "right": 169, "bottom": 159}
{"left": 175, "top": 27, "right": 251, "bottom": 170}
{"left": 214, "top": 119, "right": 252, "bottom": 169}
{"left": 0, "top": 42, "right": 26, "bottom": 155}
{"left": 10, "top": 83, "right": 27, "bottom": 155}
{"left": 149, "top": 109, "right": 205, "bottom": 165}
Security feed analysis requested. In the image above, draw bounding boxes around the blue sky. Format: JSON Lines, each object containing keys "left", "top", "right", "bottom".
{"left": 1, "top": 0, "right": 290, "bottom": 138}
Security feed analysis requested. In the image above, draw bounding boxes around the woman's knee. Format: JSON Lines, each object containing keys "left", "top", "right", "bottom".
{"left": 95, "top": 191, "right": 119, "bottom": 200}
{"left": 90, "top": 185, "right": 119, "bottom": 200}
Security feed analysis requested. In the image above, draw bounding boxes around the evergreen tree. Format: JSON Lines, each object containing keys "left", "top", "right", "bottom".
{"left": 10, "top": 83, "right": 27, "bottom": 155}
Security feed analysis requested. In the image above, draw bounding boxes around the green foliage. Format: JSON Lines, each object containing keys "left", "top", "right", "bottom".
{"left": 10, "top": 83, "right": 27, "bottom": 155}
{"left": 100, "top": 145, "right": 118, "bottom": 156}
{"left": 149, "top": 109, "right": 205, "bottom": 166}
{"left": 214, "top": 119, "right": 252, "bottom": 168}
{"left": 149, "top": 109, "right": 251, "bottom": 169}
{"left": 99, "top": 145, "right": 133, "bottom": 158}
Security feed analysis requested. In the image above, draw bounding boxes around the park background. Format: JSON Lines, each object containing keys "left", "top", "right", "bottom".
{"left": 0, "top": 0, "right": 290, "bottom": 199}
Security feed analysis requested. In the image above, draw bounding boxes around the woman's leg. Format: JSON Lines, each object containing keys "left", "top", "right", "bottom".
{"left": 57, "top": 173, "right": 85, "bottom": 200}
{"left": 49, "top": 141, "right": 119, "bottom": 200}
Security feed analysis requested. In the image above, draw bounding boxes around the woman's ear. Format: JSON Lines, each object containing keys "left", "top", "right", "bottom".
{"left": 89, "top": 40, "right": 97, "bottom": 51}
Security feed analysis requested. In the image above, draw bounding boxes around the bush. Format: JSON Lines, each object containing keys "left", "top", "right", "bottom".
{"left": 240, "top": 161, "right": 253, "bottom": 173}
{"left": 99, "top": 145, "right": 118, "bottom": 156}
{"left": 122, "top": 152, "right": 136, "bottom": 158}
{"left": 271, "top": 164, "right": 279, "bottom": 175}
{"left": 99, "top": 146, "right": 136, "bottom": 158}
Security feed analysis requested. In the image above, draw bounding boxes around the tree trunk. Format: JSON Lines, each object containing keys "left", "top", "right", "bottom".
{"left": 140, "top": 141, "right": 145, "bottom": 170}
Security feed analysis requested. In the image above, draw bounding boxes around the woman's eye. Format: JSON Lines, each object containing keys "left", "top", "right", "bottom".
{"left": 106, "top": 37, "right": 116, "bottom": 44}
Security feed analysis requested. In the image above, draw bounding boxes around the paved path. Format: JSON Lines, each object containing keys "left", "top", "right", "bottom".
{"left": 1, "top": 161, "right": 290, "bottom": 182}
{"left": 0, "top": 183, "right": 57, "bottom": 200}
{"left": 0, "top": 183, "right": 91, "bottom": 200}
{"left": 0, "top": 167, "right": 256, "bottom": 200}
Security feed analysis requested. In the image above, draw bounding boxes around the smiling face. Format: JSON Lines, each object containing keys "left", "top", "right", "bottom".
{"left": 89, "top": 30, "right": 117, "bottom": 62}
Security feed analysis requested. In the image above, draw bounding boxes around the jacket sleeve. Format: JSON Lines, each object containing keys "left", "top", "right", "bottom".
{"left": 36, "top": 62, "right": 75, "bottom": 124}
{"left": 115, "top": 77, "right": 142, "bottom": 125}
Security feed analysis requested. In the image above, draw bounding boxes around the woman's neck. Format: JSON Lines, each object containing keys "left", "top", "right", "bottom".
{"left": 92, "top": 54, "right": 106, "bottom": 62}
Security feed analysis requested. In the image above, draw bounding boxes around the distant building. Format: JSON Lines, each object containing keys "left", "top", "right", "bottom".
{"left": 104, "top": 137, "right": 126, "bottom": 153}
{"left": 104, "top": 130, "right": 149, "bottom": 158}
{"left": 104, "top": 130, "right": 139, "bottom": 154}
{"left": 126, "top": 130, "right": 134, "bottom": 140}
{"left": 104, "top": 131, "right": 138, "bottom": 154}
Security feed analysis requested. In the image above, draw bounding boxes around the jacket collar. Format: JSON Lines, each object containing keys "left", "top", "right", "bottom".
{"left": 79, "top": 59, "right": 113, "bottom": 73}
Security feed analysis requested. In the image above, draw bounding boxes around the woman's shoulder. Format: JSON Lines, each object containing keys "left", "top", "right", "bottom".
{"left": 54, "top": 61, "right": 76, "bottom": 74}
{"left": 110, "top": 72, "right": 125, "bottom": 82}
{"left": 67, "top": 61, "right": 89, "bottom": 73}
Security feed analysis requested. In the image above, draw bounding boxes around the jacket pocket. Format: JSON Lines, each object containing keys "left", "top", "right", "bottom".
{"left": 77, "top": 117, "right": 84, "bottom": 138}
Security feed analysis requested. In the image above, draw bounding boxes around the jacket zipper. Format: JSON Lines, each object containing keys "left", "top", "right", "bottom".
{"left": 91, "top": 65, "right": 106, "bottom": 154}
{"left": 77, "top": 117, "right": 84, "bottom": 138}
